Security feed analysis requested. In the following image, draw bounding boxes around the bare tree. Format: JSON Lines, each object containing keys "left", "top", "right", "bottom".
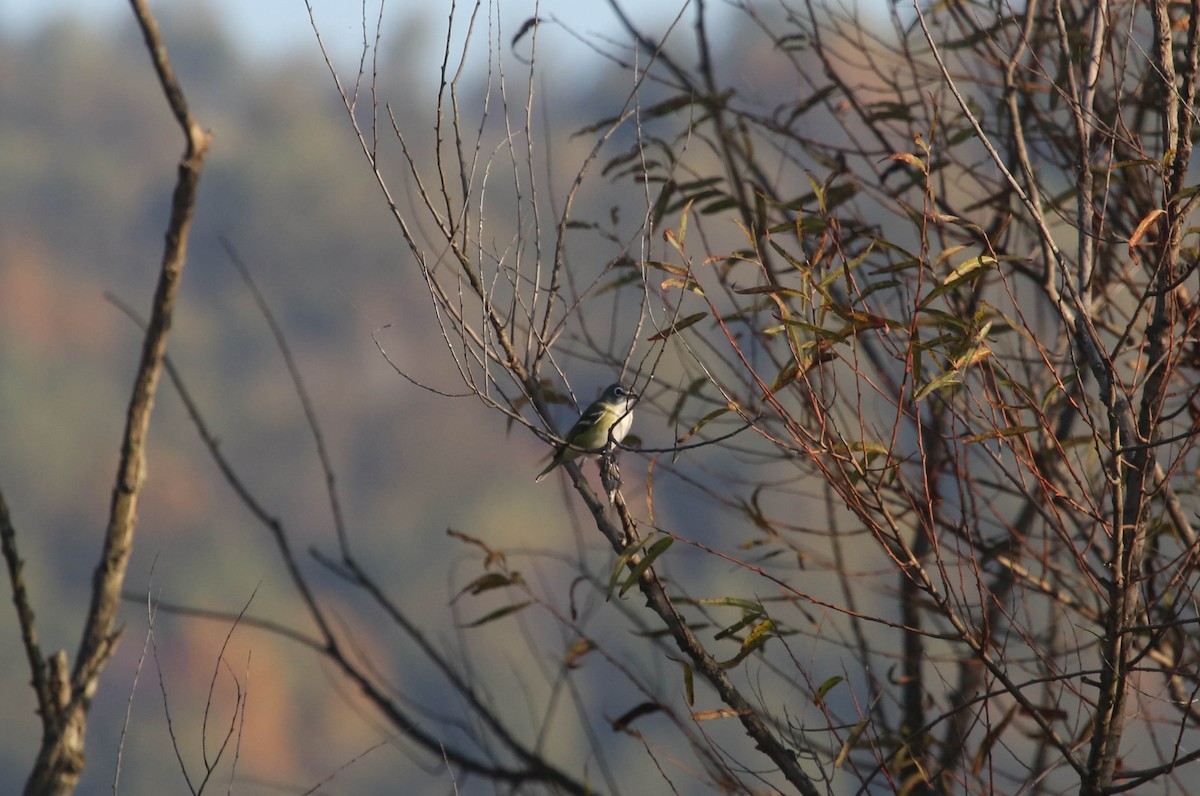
{"left": 289, "top": 0, "right": 1200, "bottom": 792}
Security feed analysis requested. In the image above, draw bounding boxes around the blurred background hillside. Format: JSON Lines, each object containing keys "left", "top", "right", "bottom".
{"left": 0, "top": 2, "right": 771, "bottom": 794}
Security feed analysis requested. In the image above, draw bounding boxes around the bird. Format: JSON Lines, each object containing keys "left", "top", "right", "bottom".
{"left": 535, "top": 383, "right": 638, "bottom": 482}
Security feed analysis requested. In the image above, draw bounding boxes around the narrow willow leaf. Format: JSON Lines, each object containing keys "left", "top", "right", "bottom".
{"left": 945, "top": 254, "right": 998, "bottom": 280}
{"left": 696, "top": 596, "right": 765, "bottom": 611}
{"left": 767, "top": 216, "right": 828, "bottom": 235}
{"left": 619, "top": 536, "right": 675, "bottom": 597}
{"left": 677, "top": 197, "right": 695, "bottom": 246}
{"left": 831, "top": 306, "right": 904, "bottom": 333}
{"left": 859, "top": 278, "right": 902, "bottom": 301}
{"left": 700, "top": 197, "right": 739, "bottom": 214}
{"left": 806, "top": 173, "right": 825, "bottom": 213}
{"left": 971, "top": 707, "right": 1017, "bottom": 776}
{"left": 767, "top": 238, "right": 810, "bottom": 271}
{"left": 447, "top": 528, "right": 506, "bottom": 568}
{"left": 817, "top": 240, "right": 875, "bottom": 289}
{"left": 1128, "top": 208, "right": 1165, "bottom": 253}
{"left": 641, "top": 259, "right": 690, "bottom": 276}
{"left": 608, "top": 539, "right": 645, "bottom": 598}
{"left": 677, "top": 406, "right": 732, "bottom": 444}
{"left": 835, "top": 715, "right": 871, "bottom": 768}
{"left": 733, "top": 285, "right": 807, "bottom": 297}
{"left": 660, "top": 277, "right": 705, "bottom": 295}
{"left": 815, "top": 675, "right": 844, "bottom": 707}
{"left": 779, "top": 317, "right": 843, "bottom": 339}
{"left": 714, "top": 612, "right": 761, "bottom": 642}
{"left": 823, "top": 182, "right": 858, "bottom": 211}
{"left": 452, "top": 572, "right": 522, "bottom": 602}
{"left": 888, "top": 151, "right": 927, "bottom": 173}
{"left": 667, "top": 191, "right": 721, "bottom": 217}
{"left": 913, "top": 367, "right": 963, "bottom": 402}
{"left": 1112, "top": 157, "right": 1158, "bottom": 169}
{"left": 459, "top": 601, "right": 532, "bottom": 628}
{"left": 611, "top": 702, "right": 665, "bottom": 732}
{"left": 844, "top": 439, "right": 890, "bottom": 456}
{"left": 919, "top": 254, "right": 994, "bottom": 309}
{"left": 934, "top": 244, "right": 969, "bottom": 267}
{"left": 692, "top": 708, "right": 752, "bottom": 721}
{"left": 564, "top": 639, "right": 596, "bottom": 669}
{"left": 649, "top": 311, "right": 708, "bottom": 341}
{"left": 1175, "top": 184, "right": 1200, "bottom": 201}
{"left": 965, "top": 426, "right": 1039, "bottom": 442}
{"left": 719, "top": 619, "right": 775, "bottom": 669}
{"left": 652, "top": 181, "right": 676, "bottom": 226}
{"left": 768, "top": 357, "right": 800, "bottom": 393}
{"left": 598, "top": 273, "right": 642, "bottom": 294}
{"left": 667, "top": 376, "right": 712, "bottom": 424}
{"left": 675, "top": 176, "right": 723, "bottom": 191}
{"left": 511, "top": 16, "right": 540, "bottom": 47}
{"left": 642, "top": 93, "right": 706, "bottom": 118}
{"left": 741, "top": 618, "right": 775, "bottom": 650}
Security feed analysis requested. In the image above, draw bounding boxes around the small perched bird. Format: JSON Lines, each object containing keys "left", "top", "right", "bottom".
{"left": 535, "top": 383, "right": 637, "bottom": 482}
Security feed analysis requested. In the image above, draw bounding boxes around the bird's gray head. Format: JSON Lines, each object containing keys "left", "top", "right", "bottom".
{"left": 600, "top": 383, "right": 637, "bottom": 407}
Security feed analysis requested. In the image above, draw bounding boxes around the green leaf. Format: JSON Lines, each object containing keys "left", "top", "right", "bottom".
{"left": 649, "top": 312, "right": 708, "bottom": 341}
{"left": 667, "top": 377, "right": 712, "bottom": 424}
{"left": 459, "top": 601, "right": 532, "bottom": 628}
{"left": 822, "top": 181, "right": 858, "bottom": 211}
{"left": 767, "top": 215, "right": 829, "bottom": 235}
{"left": 619, "top": 536, "right": 676, "bottom": 597}
{"left": 733, "top": 285, "right": 807, "bottom": 298}
{"left": 652, "top": 180, "right": 676, "bottom": 226}
{"left": 700, "top": 197, "right": 739, "bottom": 214}
{"left": 858, "top": 278, "right": 902, "bottom": 301}
{"left": 642, "top": 259, "right": 690, "bottom": 277}
{"left": 1174, "top": 184, "right": 1200, "bottom": 202}
{"left": 965, "top": 426, "right": 1038, "bottom": 442}
{"left": 815, "top": 675, "right": 844, "bottom": 707}
{"left": 835, "top": 714, "right": 871, "bottom": 768}
{"left": 817, "top": 240, "right": 875, "bottom": 290}
{"left": 867, "top": 100, "right": 914, "bottom": 122}
{"left": 597, "top": 272, "right": 642, "bottom": 294}
{"left": 828, "top": 306, "right": 905, "bottom": 334}
{"left": 452, "top": 572, "right": 523, "bottom": 602}
{"left": 676, "top": 197, "right": 695, "bottom": 247}
{"left": 918, "top": 254, "right": 994, "bottom": 309}
{"left": 767, "top": 357, "right": 800, "bottom": 393}
{"left": 913, "top": 367, "right": 963, "bottom": 402}
{"left": 696, "top": 596, "right": 765, "bottom": 611}
{"left": 767, "top": 238, "right": 811, "bottom": 271}
{"left": 714, "top": 612, "right": 762, "bottom": 641}
{"left": 677, "top": 406, "right": 731, "bottom": 443}
{"left": 719, "top": 619, "right": 776, "bottom": 669}
{"left": 608, "top": 539, "right": 645, "bottom": 598}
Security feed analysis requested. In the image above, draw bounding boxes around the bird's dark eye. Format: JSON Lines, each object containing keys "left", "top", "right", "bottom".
{"left": 614, "top": 387, "right": 626, "bottom": 396}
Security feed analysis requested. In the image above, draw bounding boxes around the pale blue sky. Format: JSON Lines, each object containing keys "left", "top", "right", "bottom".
{"left": 1, "top": 0, "right": 701, "bottom": 64}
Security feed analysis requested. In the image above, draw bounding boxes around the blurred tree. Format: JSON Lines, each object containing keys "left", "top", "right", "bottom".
{"left": 9, "top": 0, "right": 1200, "bottom": 794}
